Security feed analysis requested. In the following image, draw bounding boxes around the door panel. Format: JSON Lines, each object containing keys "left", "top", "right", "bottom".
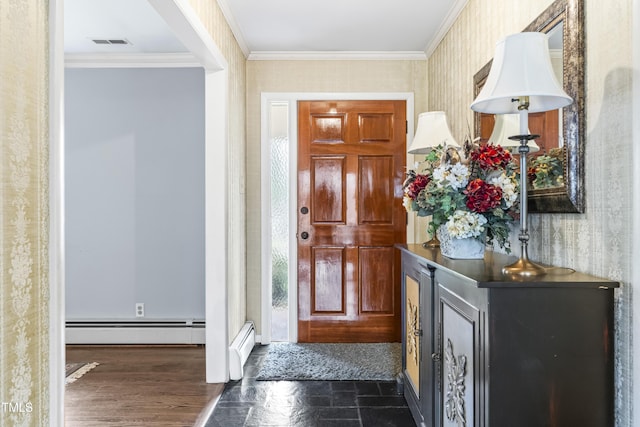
{"left": 298, "top": 100, "right": 406, "bottom": 342}
{"left": 359, "top": 156, "right": 394, "bottom": 224}
{"left": 358, "top": 113, "right": 393, "bottom": 142}
{"left": 359, "top": 246, "right": 395, "bottom": 314}
{"left": 311, "top": 156, "right": 346, "bottom": 224}
{"left": 311, "top": 114, "right": 346, "bottom": 143}
{"left": 311, "top": 247, "right": 346, "bottom": 314}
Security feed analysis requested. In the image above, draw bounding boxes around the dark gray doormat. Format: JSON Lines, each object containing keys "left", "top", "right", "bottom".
{"left": 256, "top": 342, "right": 401, "bottom": 381}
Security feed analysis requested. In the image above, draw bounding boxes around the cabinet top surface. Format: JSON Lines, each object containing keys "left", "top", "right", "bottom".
{"left": 396, "top": 244, "right": 619, "bottom": 289}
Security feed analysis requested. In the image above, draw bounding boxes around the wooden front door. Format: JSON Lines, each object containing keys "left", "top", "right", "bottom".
{"left": 297, "top": 100, "right": 406, "bottom": 342}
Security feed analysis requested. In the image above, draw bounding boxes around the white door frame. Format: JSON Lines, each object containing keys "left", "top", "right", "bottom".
{"left": 49, "top": 2, "right": 65, "bottom": 425}
{"left": 632, "top": 0, "right": 640, "bottom": 424}
{"left": 147, "top": 0, "right": 230, "bottom": 386}
{"left": 49, "top": 1, "right": 230, "bottom": 424}
{"left": 260, "top": 92, "right": 415, "bottom": 344}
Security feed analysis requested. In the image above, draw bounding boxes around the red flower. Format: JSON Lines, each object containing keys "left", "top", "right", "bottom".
{"left": 471, "top": 144, "right": 513, "bottom": 171}
{"left": 406, "top": 174, "right": 430, "bottom": 199}
{"left": 464, "top": 179, "right": 503, "bottom": 213}
{"left": 527, "top": 167, "right": 536, "bottom": 185}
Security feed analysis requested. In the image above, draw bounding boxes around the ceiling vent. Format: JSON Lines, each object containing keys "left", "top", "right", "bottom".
{"left": 91, "top": 38, "right": 132, "bottom": 46}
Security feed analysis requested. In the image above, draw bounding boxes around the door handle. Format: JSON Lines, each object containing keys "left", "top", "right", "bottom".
{"left": 300, "top": 206, "right": 309, "bottom": 214}
{"left": 300, "top": 231, "right": 309, "bottom": 240}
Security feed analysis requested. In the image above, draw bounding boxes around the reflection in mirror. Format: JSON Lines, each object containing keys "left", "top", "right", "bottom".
{"left": 473, "top": 0, "right": 585, "bottom": 213}
{"left": 547, "top": 22, "right": 563, "bottom": 149}
{"left": 487, "top": 113, "right": 540, "bottom": 153}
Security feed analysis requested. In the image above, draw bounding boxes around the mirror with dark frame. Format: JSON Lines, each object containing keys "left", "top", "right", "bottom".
{"left": 473, "top": 0, "right": 584, "bottom": 213}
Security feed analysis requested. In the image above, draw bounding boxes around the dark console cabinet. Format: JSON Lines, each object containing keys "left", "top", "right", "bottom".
{"left": 398, "top": 244, "right": 618, "bottom": 427}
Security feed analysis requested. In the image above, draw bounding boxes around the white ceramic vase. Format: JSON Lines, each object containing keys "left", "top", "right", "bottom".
{"left": 437, "top": 225, "right": 485, "bottom": 260}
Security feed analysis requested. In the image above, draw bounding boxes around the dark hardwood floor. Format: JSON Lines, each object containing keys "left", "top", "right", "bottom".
{"left": 65, "top": 345, "right": 223, "bottom": 427}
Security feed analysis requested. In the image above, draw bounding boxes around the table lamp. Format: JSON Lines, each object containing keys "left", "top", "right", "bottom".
{"left": 470, "top": 32, "right": 572, "bottom": 277}
{"left": 409, "top": 111, "right": 460, "bottom": 247}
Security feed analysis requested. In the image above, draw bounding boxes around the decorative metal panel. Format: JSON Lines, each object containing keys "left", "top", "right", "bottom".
{"left": 405, "top": 275, "right": 420, "bottom": 396}
{"left": 441, "top": 302, "right": 475, "bottom": 427}
{"left": 445, "top": 339, "right": 468, "bottom": 427}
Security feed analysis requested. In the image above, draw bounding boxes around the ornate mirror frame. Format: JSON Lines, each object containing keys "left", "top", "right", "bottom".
{"left": 473, "top": 0, "right": 585, "bottom": 213}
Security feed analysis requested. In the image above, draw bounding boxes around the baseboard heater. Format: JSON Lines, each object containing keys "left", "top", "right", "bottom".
{"left": 229, "top": 321, "right": 255, "bottom": 380}
{"left": 65, "top": 320, "right": 205, "bottom": 345}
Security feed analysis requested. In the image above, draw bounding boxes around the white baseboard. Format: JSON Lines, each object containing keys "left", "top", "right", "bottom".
{"left": 65, "top": 320, "right": 205, "bottom": 344}
{"left": 229, "top": 321, "right": 255, "bottom": 380}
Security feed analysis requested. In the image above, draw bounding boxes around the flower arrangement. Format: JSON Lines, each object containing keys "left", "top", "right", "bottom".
{"left": 403, "top": 142, "right": 519, "bottom": 252}
{"left": 528, "top": 147, "right": 564, "bottom": 189}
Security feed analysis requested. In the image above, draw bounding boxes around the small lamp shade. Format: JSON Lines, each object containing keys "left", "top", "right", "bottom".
{"left": 408, "top": 111, "right": 459, "bottom": 154}
{"left": 470, "top": 32, "right": 572, "bottom": 114}
{"left": 488, "top": 114, "right": 539, "bottom": 153}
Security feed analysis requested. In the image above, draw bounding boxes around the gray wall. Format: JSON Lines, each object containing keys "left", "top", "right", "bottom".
{"left": 65, "top": 67, "right": 205, "bottom": 320}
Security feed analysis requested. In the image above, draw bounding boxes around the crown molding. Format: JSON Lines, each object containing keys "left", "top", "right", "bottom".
{"left": 425, "top": 0, "right": 469, "bottom": 58}
{"left": 64, "top": 52, "right": 201, "bottom": 68}
{"left": 216, "top": 0, "right": 250, "bottom": 58}
{"left": 247, "top": 51, "right": 428, "bottom": 61}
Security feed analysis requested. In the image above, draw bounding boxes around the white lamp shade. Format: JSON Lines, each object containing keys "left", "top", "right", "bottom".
{"left": 408, "top": 111, "right": 459, "bottom": 154}
{"left": 488, "top": 114, "right": 539, "bottom": 153}
{"left": 470, "top": 32, "right": 572, "bottom": 114}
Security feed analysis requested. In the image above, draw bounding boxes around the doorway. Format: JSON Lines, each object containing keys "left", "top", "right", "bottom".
{"left": 297, "top": 100, "right": 407, "bottom": 342}
{"left": 260, "top": 93, "right": 414, "bottom": 344}
{"left": 50, "top": 1, "right": 231, "bottom": 422}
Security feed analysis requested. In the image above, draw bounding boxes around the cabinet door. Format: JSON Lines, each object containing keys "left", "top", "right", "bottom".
{"left": 437, "top": 284, "right": 481, "bottom": 427}
{"left": 404, "top": 274, "right": 421, "bottom": 397}
{"left": 402, "top": 255, "right": 436, "bottom": 427}
{"left": 401, "top": 257, "right": 424, "bottom": 427}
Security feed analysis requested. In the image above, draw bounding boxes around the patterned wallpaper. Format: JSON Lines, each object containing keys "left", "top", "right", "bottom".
{"left": 245, "top": 59, "right": 428, "bottom": 334}
{"left": 0, "top": 2, "right": 248, "bottom": 422}
{"left": 427, "top": 0, "right": 633, "bottom": 425}
{"left": 188, "top": 0, "right": 248, "bottom": 341}
{"left": 0, "top": 1, "right": 50, "bottom": 426}
{"left": 0, "top": 1, "right": 624, "bottom": 424}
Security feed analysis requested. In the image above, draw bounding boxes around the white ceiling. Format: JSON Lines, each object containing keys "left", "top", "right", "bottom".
{"left": 219, "top": 0, "right": 468, "bottom": 57}
{"left": 65, "top": 0, "right": 468, "bottom": 59}
{"left": 64, "top": 0, "right": 188, "bottom": 54}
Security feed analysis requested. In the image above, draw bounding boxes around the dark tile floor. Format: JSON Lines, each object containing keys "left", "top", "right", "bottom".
{"left": 206, "top": 345, "right": 416, "bottom": 427}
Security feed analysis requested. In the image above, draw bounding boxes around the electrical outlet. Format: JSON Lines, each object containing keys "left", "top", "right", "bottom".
{"left": 135, "top": 303, "right": 144, "bottom": 318}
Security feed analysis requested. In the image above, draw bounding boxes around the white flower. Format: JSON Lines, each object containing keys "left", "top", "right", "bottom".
{"left": 432, "top": 164, "right": 447, "bottom": 184}
{"left": 445, "top": 210, "right": 487, "bottom": 239}
{"left": 432, "top": 163, "right": 469, "bottom": 190}
{"left": 402, "top": 196, "right": 413, "bottom": 212}
{"left": 448, "top": 163, "right": 470, "bottom": 189}
{"left": 489, "top": 173, "right": 518, "bottom": 208}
